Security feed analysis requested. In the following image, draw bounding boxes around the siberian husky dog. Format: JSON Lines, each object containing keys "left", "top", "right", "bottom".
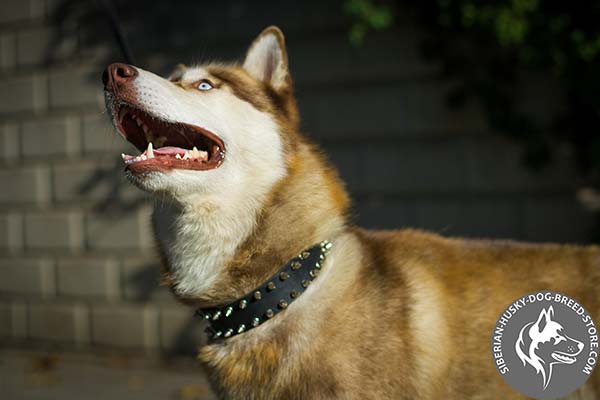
{"left": 516, "top": 306, "right": 584, "bottom": 390}
{"left": 103, "top": 26, "right": 600, "bottom": 399}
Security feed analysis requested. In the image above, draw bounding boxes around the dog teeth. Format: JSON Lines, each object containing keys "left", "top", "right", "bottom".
{"left": 147, "top": 142, "right": 154, "bottom": 158}
{"left": 120, "top": 152, "right": 149, "bottom": 165}
{"left": 191, "top": 147, "right": 201, "bottom": 159}
{"left": 123, "top": 155, "right": 140, "bottom": 164}
{"left": 121, "top": 145, "right": 207, "bottom": 165}
{"left": 191, "top": 146, "right": 208, "bottom": 161}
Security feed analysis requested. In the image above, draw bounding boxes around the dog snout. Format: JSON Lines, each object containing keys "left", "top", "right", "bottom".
{"left": 103, "top": 63, "right": 138, "bottom": 89}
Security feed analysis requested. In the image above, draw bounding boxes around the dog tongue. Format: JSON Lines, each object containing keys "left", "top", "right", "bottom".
{"left": 152, "top": 146, "right": 187, "bottom": 155}
{"left": 139, "top": 146, "right": 188, "bottom": 157}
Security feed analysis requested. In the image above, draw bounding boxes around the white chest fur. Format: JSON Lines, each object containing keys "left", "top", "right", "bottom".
{"left": 151, "top": 197, "right": 258, "bottom": 297}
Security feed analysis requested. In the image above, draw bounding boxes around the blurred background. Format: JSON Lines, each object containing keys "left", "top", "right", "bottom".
{"left": 0, "top": 0, "right": 598, "bottom": 398}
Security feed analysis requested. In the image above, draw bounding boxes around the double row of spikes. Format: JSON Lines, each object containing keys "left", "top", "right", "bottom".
{"left": 201, "top": 240, "right": 333, "bottom": 339}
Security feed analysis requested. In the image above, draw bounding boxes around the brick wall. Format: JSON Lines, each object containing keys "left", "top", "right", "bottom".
{"left": 0, "top": 0, "right": 592, "bottom": 353}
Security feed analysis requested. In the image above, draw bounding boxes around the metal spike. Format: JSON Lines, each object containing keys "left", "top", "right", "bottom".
{"left": 279, "top": 271, "right": 290, "bottom": 281}
{"left": 299, "top": 251, "right": 310, "bottom": 259}
{"left": 239, "top": 299, "right": 247, "bottom": 309}
{"left": 291, "top": 261, "right": 302, "bottom": 270}
{"left": 224, "top": 306, "right": 233, "bottom": 317}
{"left": 278, "top": 300, "right": 288, "bottom": 309}
{"left": 252, "top": 317, "right": 260, "bottom": 327}
{"left": 253, "top": 291, "right": 262, "bottom": 300}
{"left": 302, "top": 279, "right": 310, "bottom": 288}
{"left": 223, "top": 329, "right": 233, "bottom": 338}
{"left": 267, "top": 282, "right": 276, "bottom": 291}
{"left": 319, "top": 254, "right": 325, "bottom": 260}
{"left": 322, "top": 241, "right": 333, "bottom": 250}
{"left": 213, "top": 331, "right": 223, "bottom": 339}
{"left": 237, "top": 324, "right": 246, "bottom": 334}
{"left": 265, "top": 309, "right": 274, "bottom": 318}
{"left": 203, "top": 312, "right": 212, "bottom": 320}
{"left": 290, "top": 290, "right": 300, "bottom": 298}
{"left": 315, "top": 262, "right": 321, "bottom": 269}
{"left": 212, "top": 311, "right": 222, "bottom": 320}
{"left": 310, "top": 269, "right": 319, "bottom": 278}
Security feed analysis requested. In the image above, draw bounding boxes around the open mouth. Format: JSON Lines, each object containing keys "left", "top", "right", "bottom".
{"left": 115, "top": 105, "right": 225, "bottom": 173}
{"left": 551, "top": 351, "right": 578, "bottom": 364}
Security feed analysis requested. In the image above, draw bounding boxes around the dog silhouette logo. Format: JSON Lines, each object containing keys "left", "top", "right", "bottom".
{"left": 491, "top": 292, "right": 597, "bottom": 399}
{"left": 515, "top": 306, "right": 584, "bottom": 390}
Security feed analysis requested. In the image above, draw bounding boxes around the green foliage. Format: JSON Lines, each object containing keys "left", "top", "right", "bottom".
{"left": 346, "top": 0, "right": 600, "bottom": 239}
{"left": 344, "top": 0, "right": 394, "bottom": 45}
{"left": 345, "top": 0, "right": 600, "bottom": 179}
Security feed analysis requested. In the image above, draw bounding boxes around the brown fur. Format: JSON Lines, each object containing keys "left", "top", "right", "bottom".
{"left": 136, "top": 27, "right": 600, "bottom": 399}
{"left": 195, "top": 228, "right": 600, "bottom": 399}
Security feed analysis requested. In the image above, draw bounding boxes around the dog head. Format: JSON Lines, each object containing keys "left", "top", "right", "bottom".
{"left": 102, "top": 26, "right": 298, "bottom": 205}
{"left": 515, "top": 306, "right": 584, "bottom": 389}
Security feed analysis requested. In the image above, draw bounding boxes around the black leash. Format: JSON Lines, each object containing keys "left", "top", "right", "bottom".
{"left": 96, "top": 0, "right": 136, "bottom": 65}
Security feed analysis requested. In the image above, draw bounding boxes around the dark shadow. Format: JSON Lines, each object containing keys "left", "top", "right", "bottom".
{"left": 46, "top": 0, "right": 347, "bottom": 74}
{"left": 76, "top": 155, "right": 148, "bottom": 213}
{"left": 125, "top": 262, "right": 161, "bottom": 302}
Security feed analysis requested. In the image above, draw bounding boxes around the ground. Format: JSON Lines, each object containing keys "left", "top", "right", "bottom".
{"left": 0, "top": 348, "right": 216, "bottom": 400}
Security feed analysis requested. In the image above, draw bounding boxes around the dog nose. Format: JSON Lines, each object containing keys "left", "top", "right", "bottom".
{"left": 102, "top": 63, "right": 138, "bottom": 88}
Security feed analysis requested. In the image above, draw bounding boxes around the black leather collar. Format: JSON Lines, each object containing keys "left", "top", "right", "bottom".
{"left": 196, "top": 240, "right": 333, "bottom": 340}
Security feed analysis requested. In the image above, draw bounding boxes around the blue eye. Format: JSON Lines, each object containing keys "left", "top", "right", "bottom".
{"left": 198, "top": 81, "right": 213, "bottom": 91}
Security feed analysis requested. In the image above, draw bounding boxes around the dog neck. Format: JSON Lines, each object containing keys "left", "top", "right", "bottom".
{"left": 198, "top": 240, "right": 333, "bottom": 340}
{"left": 152, "top": 140, "right": 350, "bottom": 306}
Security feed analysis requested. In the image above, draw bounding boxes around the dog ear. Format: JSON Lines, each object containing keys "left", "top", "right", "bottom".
{"left": 535, "top": 307, "right": 550, "bottom": 333}
{"left": 168, "top": 63, "right": 187, "bottom": 81}
{"left": 243, "top": 26, "right": 289, "bottom": 90}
